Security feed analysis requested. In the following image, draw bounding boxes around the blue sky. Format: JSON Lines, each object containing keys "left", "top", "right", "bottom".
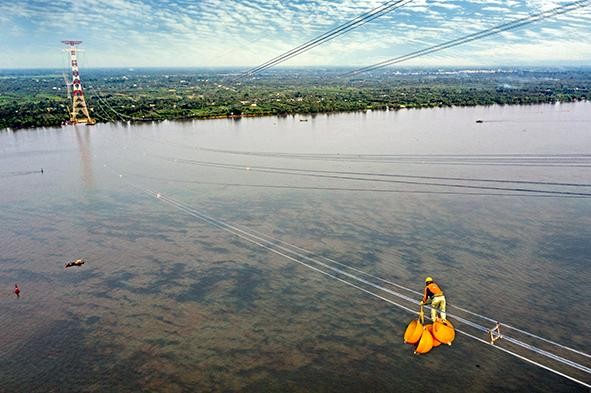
{"left": 0, "top": 0, "right": 590, "bottom": 69}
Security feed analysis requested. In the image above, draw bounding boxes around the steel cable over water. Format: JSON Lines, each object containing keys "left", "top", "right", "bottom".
{"left": 151, "top": 189, "right": 591, "bottom": 384}
{"left": 110, "top": 171, "right": 591, "bottom": 360}
{"left": 94, "top": 133, "right": 591, "bottom": 359}
{"left": 229, "top": 222, "right": 591, "bottom": 360}
{"left": 118, "top": 136, "right": 591, "bottom": 197}
{"left": 151, "top": 155, "right": 591, "bottom": 197}
{"left": 180, "top": 159, "right": 591, "bottom": 168}
{"left": 111, "top": 140, "right": 591, "bottom": 358}
{"left": 137, "top": 135, "right": 591, "bottom": 161}
{"left": 194, "top": 147, "right": 591, "bottom": 168}
{"left": 150, "top": 190, "right": 591, "bottom": 376}
{"left": 343, "top": 0, "right": 591, "bottom": 76}
{"left": 168, "top": 156, "right": 591, "bottom": 167}
{"left": 237, "top": 0, "right": 413, "bottom": 78}
{"left": 134, "top": 137, "right": 591, "bottom": 188}
{"left": 106, "top": 167, "right": 591, "bottom": 387}
{"left": 137, "top": 135, "right": 591, "bottom": 168}
{"left": 180, "top": 156, "right": 591, "bottom": 168}
{"left": 117, "top": 170, "right": 591, "bottom": 199}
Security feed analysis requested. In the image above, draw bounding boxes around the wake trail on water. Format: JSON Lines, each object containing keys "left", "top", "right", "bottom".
{"left": 0, "top": 170, "right": 42, "bottom": 178}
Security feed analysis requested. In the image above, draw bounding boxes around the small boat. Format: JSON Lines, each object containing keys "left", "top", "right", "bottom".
{"left": 476, "top": 119, "right": 484, "bottom": 123}
{"left": 65, "top": 258, "right": 86, "bottom": 268}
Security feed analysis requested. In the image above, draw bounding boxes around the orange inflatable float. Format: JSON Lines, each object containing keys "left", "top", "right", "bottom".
{"left": 414, "top": 328, "right": 434, "bottom": 354}
{"left": 404, "top": 319, "right": 423, "bottom": 344}
{"left": 403, "top": 305, "right": 455, "bottom": 355}
{"left": 432, "top": 319, "right": 455, "bottom": 345}
{"left": 425, "top": 324, "right": 441, "bottom": 347}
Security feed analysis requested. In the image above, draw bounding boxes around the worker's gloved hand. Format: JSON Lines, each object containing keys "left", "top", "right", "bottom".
{"left": 419, "top": 301, "right": 424, "bottom": 305}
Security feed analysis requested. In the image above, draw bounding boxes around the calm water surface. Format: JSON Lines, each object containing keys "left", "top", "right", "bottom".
{"left": 1, "top": 103, "right": 590, "bottom": 392}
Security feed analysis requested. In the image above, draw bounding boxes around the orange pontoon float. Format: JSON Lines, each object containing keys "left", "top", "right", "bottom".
{"left": 403, "top": 304, "right": 455, "bottom": 355}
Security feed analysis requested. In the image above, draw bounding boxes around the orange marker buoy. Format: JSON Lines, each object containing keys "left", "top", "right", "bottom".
{"left": 432, "top": 319, "right": 456, "bottom": 345}
{"left": 414, "top": 328, "right": 434, "bottom": 354}
{"left": 425, "top": 324, "right": 441, "bottom": 347}
{"left": 404, "top": 319, "right": 423, "bottom": 344}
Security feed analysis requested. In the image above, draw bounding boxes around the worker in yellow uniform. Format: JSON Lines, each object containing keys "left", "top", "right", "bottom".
{"left": 420, "top": 277, "right": 446, "bottom": 321}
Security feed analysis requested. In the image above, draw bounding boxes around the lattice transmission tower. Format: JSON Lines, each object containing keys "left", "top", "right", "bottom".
{"left": 62, "top": 40, "right": 95, "bottom": 125}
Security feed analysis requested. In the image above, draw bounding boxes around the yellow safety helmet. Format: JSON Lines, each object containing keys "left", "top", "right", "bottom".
{"left": 425, "top": 276, "right": 433, "bottom": 283}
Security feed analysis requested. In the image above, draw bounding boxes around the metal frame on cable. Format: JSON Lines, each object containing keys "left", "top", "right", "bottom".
{"left": 489, "top": 322, "right": 502, "bottom": 345}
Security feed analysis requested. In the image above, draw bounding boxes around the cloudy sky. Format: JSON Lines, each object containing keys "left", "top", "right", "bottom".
{"left": 0, "top": 0, "right": 590, "bottom": 69}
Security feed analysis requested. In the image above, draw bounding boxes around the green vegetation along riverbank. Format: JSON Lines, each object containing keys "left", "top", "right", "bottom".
{"left": 1, "top": 68, "right": 589, "bottom": 130}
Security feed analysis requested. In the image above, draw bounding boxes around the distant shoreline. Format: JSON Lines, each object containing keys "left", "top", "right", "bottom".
{"left": 3, "top": 100, "right": 589, "bottom": 132}
{"left": 2, "top": 68, "right": 589, "bottom": 131}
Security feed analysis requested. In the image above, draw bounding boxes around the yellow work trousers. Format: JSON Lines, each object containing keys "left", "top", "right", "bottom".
{"left": 431, "top": 295, "right": 446, "bottom": 321}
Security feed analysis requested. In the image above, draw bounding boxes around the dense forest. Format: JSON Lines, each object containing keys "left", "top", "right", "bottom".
{"left": 1, "top": 67, "right": 589, "bottom": 130}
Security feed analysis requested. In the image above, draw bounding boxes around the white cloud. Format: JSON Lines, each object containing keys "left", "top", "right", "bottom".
{"left": 475, "top": 39, "right": 591, "bottom": 61}
{"left": 0, "top": 0, "right": 589, "bottom": 68}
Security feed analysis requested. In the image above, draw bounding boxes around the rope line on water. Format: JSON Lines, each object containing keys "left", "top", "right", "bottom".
{"left": 107, "top": 168, "right": 590, "bottom": 387}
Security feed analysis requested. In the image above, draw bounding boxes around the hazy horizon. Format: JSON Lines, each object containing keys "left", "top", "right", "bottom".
{"left": 1, "top": 65, "right": 590, "bottom": 72}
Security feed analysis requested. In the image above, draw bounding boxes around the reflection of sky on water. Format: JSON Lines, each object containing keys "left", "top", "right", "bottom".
{"left": 0, "top": 102, "right": 590, "bottom": 392}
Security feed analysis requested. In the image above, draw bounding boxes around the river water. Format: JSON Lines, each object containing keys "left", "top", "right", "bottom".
{"left": 1, "top": 102, "right": 590, "bottom": 392}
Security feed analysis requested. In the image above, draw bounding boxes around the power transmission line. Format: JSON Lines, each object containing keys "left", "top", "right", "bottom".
{"left": 118, "top": 171, "right": 591, "bottom": 199}
{"left": 150, "top": 154, "right": 591, "bottom": 197}
{"left": 342, "top": 0, "right": 591, "bottom": 76}
{"left": 237, "top": 0, "right": 414, "bottom": 79}
{"left": 105, "top": 167, "right": 591, "bottom": 388}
